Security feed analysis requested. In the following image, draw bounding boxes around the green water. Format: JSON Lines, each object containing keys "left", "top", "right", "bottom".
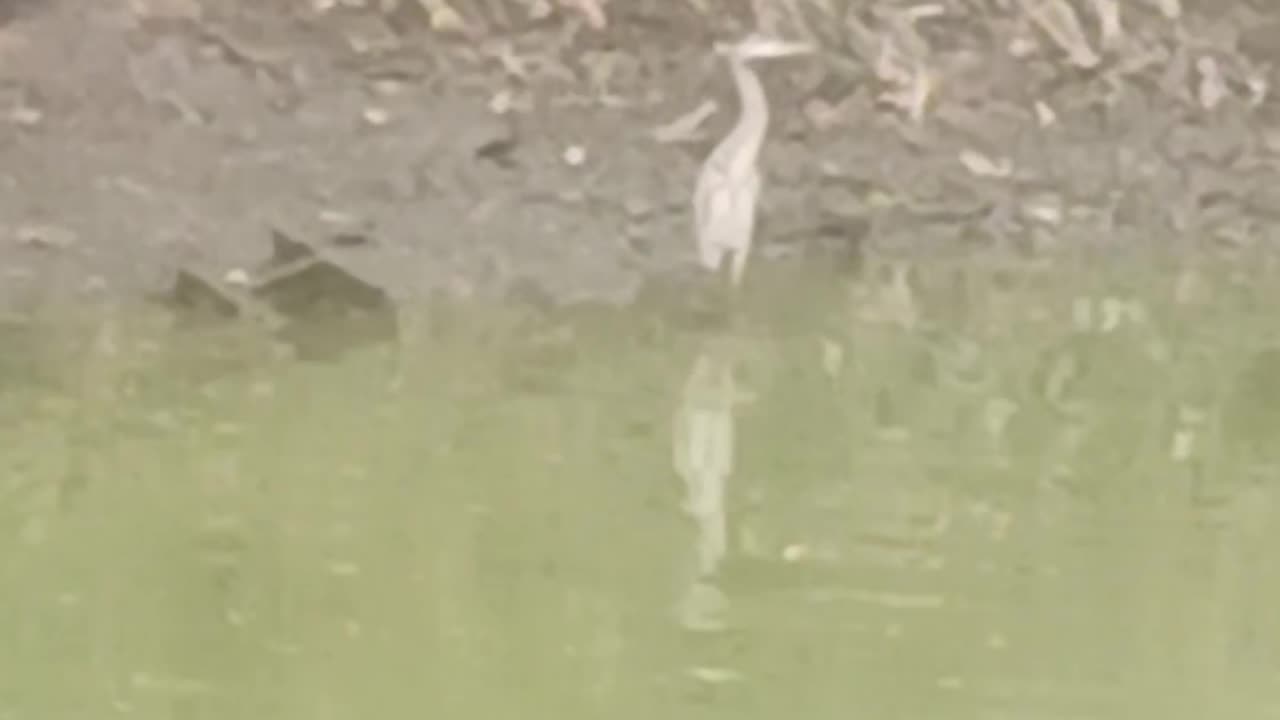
{"left": 2, "top": 253, "right": 1279, "bottom": 719}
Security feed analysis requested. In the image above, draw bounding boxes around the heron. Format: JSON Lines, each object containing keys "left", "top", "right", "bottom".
{"left": 694, "top": 33, "right": 813, "bottom": 287}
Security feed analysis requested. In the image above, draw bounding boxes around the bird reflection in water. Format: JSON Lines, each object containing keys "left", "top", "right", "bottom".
{"left": 672, "top": 342, "right": 754, "bottom": 631}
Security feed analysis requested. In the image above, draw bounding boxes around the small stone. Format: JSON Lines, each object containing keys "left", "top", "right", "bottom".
{"left": 362, "top": 106, "right": 391, "bottom": 126}
{"left": 563, "top": 144, "right": 587, "bottom": 167}
{"left": 489, "top": 89, "right": 514, "bottom": 115}
{"left": 1034, "top": 101, "right": 1056, "bottom": 127}
{"left": 959, "top": 148, "right": 1012, "bottom": 178}
{"left": 687, "top": 666, "right": 742, "bottom": 684}
{"left": 319, "top": 209, "right": 362, "bottom": 228}
{"left": 423, "top": 1, "right": 467, "bottom": 34}
{"left": 10, "top": 106, "right": 42, "bottom": 126}
{"left": 224, "top": 268, "right": 251, "bottom": 286}
{"left": 371, "top": 78, "right": 405, "bottom": 97}
{"left": 782, "top": 543, "right": 811, "bottom": 562}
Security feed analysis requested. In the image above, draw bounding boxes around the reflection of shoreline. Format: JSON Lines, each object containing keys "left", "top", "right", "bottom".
{"left": 672, "top": 346, "right": 746, "bottom": 631}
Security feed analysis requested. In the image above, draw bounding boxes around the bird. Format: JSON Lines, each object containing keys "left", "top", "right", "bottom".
{"left": 694, "top": 33, "right": 813, "bottom": 287}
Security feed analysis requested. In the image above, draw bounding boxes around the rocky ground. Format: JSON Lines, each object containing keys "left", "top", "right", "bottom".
{"left": 3, "top": 0, "right": 1280, "bottom": 319}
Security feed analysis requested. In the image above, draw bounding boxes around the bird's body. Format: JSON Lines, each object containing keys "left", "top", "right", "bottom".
{"left": 694, "top": 35, "right": 811, "bottom": 286}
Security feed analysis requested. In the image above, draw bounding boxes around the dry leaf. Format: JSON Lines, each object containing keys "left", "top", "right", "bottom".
{"left": 878, "top": 62, "right": 934, "bottom": 123}
{"left": 1034, "top": 100, "right": 1057, "bottom": 126}
{"left": 1022, "top": 194, "right": 1063, "bottom": 224}
{"left": 1089, "top": 0, "right": 1123, "bottom": 50}
{"left": 906, "top": 64, "right": 934, "bottom": 123}
{"left": 1021, "top": 0, "right": 1099, "bottom": 68}
{"left": 1196, "top": 56, "right": 1229, "bottom": 110}
{"left": 876, "top": 4, "right": 933, "bottom": 61}
{"left": 874, "top": 34, "right": 915, "bottom": 85}
{"left": 651, "top": 99, "right": 718, "bottom": 143}
{"left": 959, "top": 148, "right": 1012, "bottom": 178}
{"left": 1247, "top": 73, "right": 1268, "bottom": 107}
{"left": 417, "top": 0, "right": 467, "bottom": 33}
{"left": 862, "top": 7, "right": 939, "bottom": 123}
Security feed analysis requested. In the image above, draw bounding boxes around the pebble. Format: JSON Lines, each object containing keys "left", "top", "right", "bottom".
{"left": 10, "top": 106, "right": 43, "bottom": 126}
{"left": 362, "top": 106, "right": 391, "bottom": 126}
{"left": 563, "top": 144, "right": 587, "bottom": 166}
{"left": 224, "top": 268, "right": 251, "bottom": 286}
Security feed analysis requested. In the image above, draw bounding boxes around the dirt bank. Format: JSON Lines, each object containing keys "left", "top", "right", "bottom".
{"left": 3, "top": 0, "right": 1280, "bottom": 318}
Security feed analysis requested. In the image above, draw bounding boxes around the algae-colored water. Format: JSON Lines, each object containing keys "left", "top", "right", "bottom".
{"left": 2, "top": 253, "right": 1279, "bottom": 719}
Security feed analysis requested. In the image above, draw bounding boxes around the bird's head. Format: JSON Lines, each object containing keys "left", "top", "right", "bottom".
{"left": 714, "top": 33, "right": 814, "bottom": 62}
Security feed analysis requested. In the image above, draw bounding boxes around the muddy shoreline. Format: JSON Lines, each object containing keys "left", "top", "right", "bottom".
{"left": 3, "top": 0, "right": 1280, "bottom": 322}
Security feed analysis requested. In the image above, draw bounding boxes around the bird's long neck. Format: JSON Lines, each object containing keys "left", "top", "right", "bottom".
{"left": 723, "top": 57, "right": 770, "bottom": 170}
